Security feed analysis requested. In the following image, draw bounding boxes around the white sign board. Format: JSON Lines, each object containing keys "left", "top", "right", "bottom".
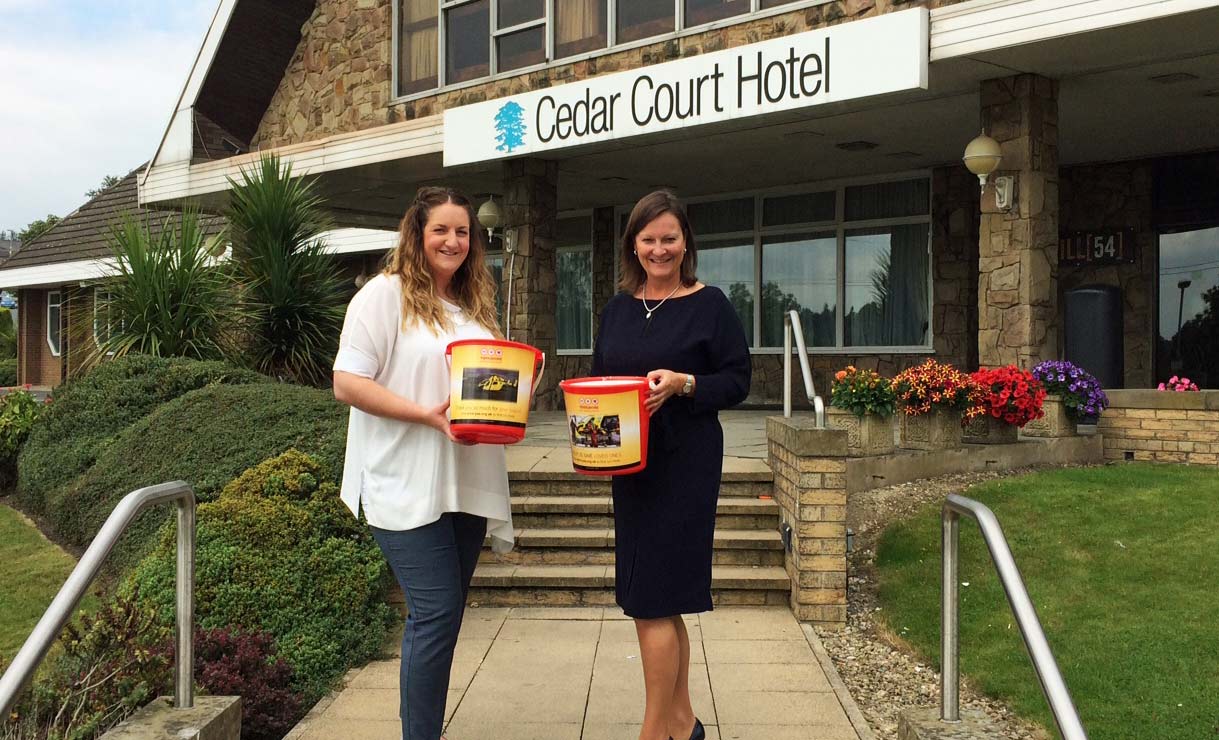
{"left": 444, "top": 8, "right": 928, "bottom": 167}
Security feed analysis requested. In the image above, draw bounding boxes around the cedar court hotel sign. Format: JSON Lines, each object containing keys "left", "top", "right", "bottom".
{"left": 444, "top": 8, "right": 928, "bottom": 167}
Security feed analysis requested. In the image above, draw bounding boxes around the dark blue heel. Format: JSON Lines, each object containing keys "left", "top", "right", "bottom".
{"left": 668, "top": 717, "right": 704, "bottom": 740}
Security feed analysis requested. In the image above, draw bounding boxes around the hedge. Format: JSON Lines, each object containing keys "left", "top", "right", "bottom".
{"left": 35, "top": 379, "right": 349, "bottom": 572}
{"left": 128, "top": 451, "right": 394, "bottom": 704}
{"left": 17, "top": 355, "right": 266, "bottom": 514}
{"left": 0, "top": 358, "right": 16, "bottom": 386}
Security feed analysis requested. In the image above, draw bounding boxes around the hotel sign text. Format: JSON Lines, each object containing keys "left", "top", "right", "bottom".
{"left": 443, "top": 8, "right": 929, "bottom": 166}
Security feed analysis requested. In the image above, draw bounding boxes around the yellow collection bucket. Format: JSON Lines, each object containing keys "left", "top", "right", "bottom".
{"left": 559, "top": 376, "right": 651, "bottom": 475}
{"left": 446, "top": 339, "right": 545, "bottom": 444}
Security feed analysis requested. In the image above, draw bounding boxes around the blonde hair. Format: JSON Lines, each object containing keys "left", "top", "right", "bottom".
{"left": 382, "top": 186, "right": 501, "bottom": 336}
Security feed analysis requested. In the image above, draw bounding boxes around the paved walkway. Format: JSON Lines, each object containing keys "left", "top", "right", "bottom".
{"left": 286, "top": 607, "right": 872, "bottom": 740}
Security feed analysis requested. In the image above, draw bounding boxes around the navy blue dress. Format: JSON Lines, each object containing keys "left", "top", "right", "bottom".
{"left": 590, "top": 286, "right": 751, "bottom": 618}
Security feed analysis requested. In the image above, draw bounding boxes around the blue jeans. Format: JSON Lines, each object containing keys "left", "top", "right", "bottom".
{"left": 371, "top": 513, "right": 487, "bottom": 740}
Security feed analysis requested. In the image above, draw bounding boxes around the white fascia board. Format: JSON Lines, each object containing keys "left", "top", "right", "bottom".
{"left": 0, "top": 259, "right": 118, "bottom": 290}
{"left": 323, "top": 228, "right": 398, "bottom": 255}
{"left": 143, "top": 0, "right": 239, "bottom": 183}
{"left": 140, "top": 116, "right": 444, "bottom": 207}
{"left": 930, "top": 0, "right": 1219, "bottom": 60}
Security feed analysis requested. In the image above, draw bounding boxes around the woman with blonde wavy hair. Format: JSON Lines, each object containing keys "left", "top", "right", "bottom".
{"left": 333, "top": 186, "right": 512, "bottom": 740}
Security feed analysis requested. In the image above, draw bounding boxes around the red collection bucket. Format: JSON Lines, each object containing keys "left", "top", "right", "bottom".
{"left": 558, "top": 376, "right": 651, "bottom": 475}
{"left": 446, "top": 339, "right": 545, "bottom": 444}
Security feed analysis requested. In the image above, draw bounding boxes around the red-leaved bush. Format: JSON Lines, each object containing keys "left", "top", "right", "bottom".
{"left": 195, "top": 628, "right": 303, "bottom": 740}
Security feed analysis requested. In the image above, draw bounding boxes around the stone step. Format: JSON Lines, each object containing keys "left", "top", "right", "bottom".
{"left": 463, "top": 564, "right": 791, "bottom": 609}
{"left": 482, "top": 528, "right": 784, "bottom": 566}
{"left": 509, "top": 495, "right": 780, "bottom": 530}
{"left": 508, "top": 473, "right": 772, "bottom": 498}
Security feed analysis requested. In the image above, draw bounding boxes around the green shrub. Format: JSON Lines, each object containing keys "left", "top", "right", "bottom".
{"left": 16, "top": 354, "right": 266, "bottom": 515}
{"left": 40, "top": 381, "right": 348, "bottom": 571}
{"left": 0, "top": 358, "right": 17, "bottom": 387}
{"left": 0, "top": 307, "right": 17, "bottom": 360}
{"left": 0, "top": 389, "right": 47, "bottom": 489}
{"left": 129, "top": 451, "right": 394, "bottom": 703}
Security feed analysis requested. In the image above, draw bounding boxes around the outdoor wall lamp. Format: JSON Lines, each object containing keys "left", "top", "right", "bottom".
{"left": 477, "top": 194, "right": 517, "bottom": 339}
{"left": 963, "top": 131, "right": 1015, "bottom": 212}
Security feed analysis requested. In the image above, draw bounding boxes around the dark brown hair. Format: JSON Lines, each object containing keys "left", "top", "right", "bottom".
{"left": 618, "top": 190, "right": 698, "bottom": 293}
{"left": 382, "top": 186, "right": 500, "bottom": 335}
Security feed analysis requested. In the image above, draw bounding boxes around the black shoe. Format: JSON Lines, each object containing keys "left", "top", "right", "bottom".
{"left": 668, "top": 718, "right": 705, "bottom": 740}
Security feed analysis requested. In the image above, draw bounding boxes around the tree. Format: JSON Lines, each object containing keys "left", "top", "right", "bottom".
{"left": 18, "top": 214, "right": 60, "bottom": 244}
{"left": 494, "top": 101, "right": 528, "bottom": 153}
{"left": 86, "top": 174, "right": 123, "bottom": 198}
{"left": 225, "top": 154, "right": 348, "bottom": 387}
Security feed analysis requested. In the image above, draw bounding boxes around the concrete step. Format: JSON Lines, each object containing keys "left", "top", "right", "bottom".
{"left": 482, "top": 527, "right": 784, "bottom": 566}
{"left": 508, "top": 473, "right": 772, "bottom": 498}
{"left": 509, "top": 495, "right": 781, "bottom": 530}
{"left": 462, "top": 564, "right": 791, "bottom": 609}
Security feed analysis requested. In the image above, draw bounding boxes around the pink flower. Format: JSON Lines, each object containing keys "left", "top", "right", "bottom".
{"left": 1158, "top": 383, "right": 1166, "bottom": 390}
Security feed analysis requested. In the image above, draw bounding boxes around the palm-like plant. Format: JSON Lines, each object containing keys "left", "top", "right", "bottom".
{"left": 91, "top": 210, "right": 236, "bottom": 364}
{"left": 226, "top": 155, "right": 347, "bottom": 387}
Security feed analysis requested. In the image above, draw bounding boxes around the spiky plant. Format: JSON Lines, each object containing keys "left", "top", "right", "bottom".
{"left": 226, "top": 155, "right": 347, "bottom": 386}
{"left": 88, "top": 210, "right": 237, "bottom": 365}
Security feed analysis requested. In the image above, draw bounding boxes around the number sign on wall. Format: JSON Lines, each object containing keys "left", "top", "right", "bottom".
{"left": 1059, "top": 230, "right": 1138, "bottom": 266}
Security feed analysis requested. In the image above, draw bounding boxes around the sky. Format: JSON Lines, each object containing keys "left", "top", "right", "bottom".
{"left": 0, "top": 0, "right": 217, "bottom": 233}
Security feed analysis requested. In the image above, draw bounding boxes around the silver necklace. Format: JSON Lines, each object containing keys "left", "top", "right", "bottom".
{"left": 641, "top": 281, "right": 681, "bottom": 320}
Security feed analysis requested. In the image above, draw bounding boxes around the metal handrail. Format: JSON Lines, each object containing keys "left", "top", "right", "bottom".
{"left": 783, "top": 310, "right": 825, "bottom": 427}
{"left": 941, "top": 494, "right": 1087, "bottom": 739}
{"left": 0, "top": 481, "right": 195, "bottom": 717}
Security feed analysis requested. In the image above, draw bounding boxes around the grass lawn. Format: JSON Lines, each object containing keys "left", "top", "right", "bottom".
{"left": 0, "top": 503, "right": 94, "bottom": 662}
{"left": 876, "top": 464, "right": 1219, "bottom": 740}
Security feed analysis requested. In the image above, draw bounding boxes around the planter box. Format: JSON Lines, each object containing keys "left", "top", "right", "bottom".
{"left": 826, "top": 407, "right": 895, "bottom": 456}
{"left": 898, "top": 410, "right": 963, "bottom": 451}
{"left": 962, "top": 413, "right": 1019, "bottom": 445}
{"left": 1021, "top": 395, "right": 1077, "bottom": 438}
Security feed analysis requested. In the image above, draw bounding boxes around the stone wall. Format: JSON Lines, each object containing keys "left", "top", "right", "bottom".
{"left": 1097, "top": 390, "right": 1219, "bottom": 465}
{"left": 1059, "top": 161, "right": 1156, "bottom": 388}
{"left": 254, "top": 0, "right": 969, "bottom": 149}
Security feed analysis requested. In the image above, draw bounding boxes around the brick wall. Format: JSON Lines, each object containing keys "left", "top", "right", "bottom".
{"left": 17, "top": 288, "right": 62, "bottom": 387}
{"left": 1098, "top": 390, "right": 1219, "bottom": 465}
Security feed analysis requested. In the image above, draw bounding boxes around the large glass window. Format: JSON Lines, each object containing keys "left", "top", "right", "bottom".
{"left": 445, "top": 1, "right": 491, "bottom": 83}
{"left": 685, "top": 0, "right": 749, "bottom": 27}
{"left": 1158, "top": 226, "right": 1219, "bottom": 387}
{"left": 496, "top": 0, "right": 545, "bottom": 72}
{"left": 699, "top": 238, "right": 755, "bottom": 345}
{"left": 486, "top": 249, "right": 505, "bottom": 329}
{"left": 557, "top": 217, "right": 593, "bottom": 350}
{"left": 47, "top": 290, "right": 62, "bottom": 356}
{"left": 844, "top": 225, "right": 929, "bottom": 347}
{"left": 616, "top": 0, "right": 674, "bottom": 44}
{"left": 399, "top": 0, "right": 438, "bottom": 94}
{"left": 93, "top": 288, "right": 116, "bottom": 347}
{"left": 761, "top": 232, "right": 835, "bottom": 347}
{"left": 555, "top": 0, "right": 607, "bottom": 59}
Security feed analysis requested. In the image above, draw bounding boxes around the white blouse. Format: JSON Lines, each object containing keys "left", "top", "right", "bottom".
{"left": 333, "top": 273, "right": 513, "bottom": 553}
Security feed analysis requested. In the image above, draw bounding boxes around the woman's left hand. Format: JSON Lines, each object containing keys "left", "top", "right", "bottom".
{"left": 645, "top": 369, "right": 685, "bottom": 414}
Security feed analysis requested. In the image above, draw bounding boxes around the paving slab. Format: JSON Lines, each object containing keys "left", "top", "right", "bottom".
{"left": 288, "top": 606, "right": 868, "bottom": 740}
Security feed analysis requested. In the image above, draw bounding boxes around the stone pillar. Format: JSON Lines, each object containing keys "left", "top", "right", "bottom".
{"left": 503, "top": 158, "right": 559, "bottom": 409}
{"left": 766, "top": 416, "right": 848, "bottom": 626}
{"left": 977, "top": 73, "right": 1059, "bottom": 369}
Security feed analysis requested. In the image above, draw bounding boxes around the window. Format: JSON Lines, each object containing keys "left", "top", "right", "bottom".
{"left": 674, "top": 176, "right": 930, "bottom": 351}
{"left": 398, "top": 0, "right": 833, "bottom": 97}
{"left": 486, "top": 248, "right": 505, "bottom": 329}
{"left": 1158, "top": 226, "right": 1219, "bottom": 386}
{"left": 93, "top": 288, "right": 116, "bottom": 347}
{"left": 399, "top": 0, "right": 438, "bottom": 94}
{"left": 684, "top": 0, "right": 749, "bottom": 27}
{"left": 555, "top": 0, "right": 607, "bottom": 59}
{"left": 556, "top": 216, "right": 593, "bottom": 350}
{"left": 47, "top": 290, "right": 62, "bottom": 356}
{"left": 616, "top": 0, "right": 674, "bottom": 44}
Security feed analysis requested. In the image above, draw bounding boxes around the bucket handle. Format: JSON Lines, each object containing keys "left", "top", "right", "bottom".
{"left": 529, "top": 351, "right": 546, "bottom": 402}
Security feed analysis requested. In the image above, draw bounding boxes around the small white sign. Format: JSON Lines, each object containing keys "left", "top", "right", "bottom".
{"left": 443, "top": 8, "right": 928, "bottom": 167}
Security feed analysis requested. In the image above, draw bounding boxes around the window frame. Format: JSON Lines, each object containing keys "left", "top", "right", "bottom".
{"left": 393, "top": 0, "right": 836, "bottom": 103}
{"left": 613, "top": 171, "right": 934, "bottom": 354}
{"left": 46, "top": 290, "right": 62, "bottom": 357}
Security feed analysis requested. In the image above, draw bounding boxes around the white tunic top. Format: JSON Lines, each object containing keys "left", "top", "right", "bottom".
{"left": 333, "top": 273, "right": 513, "bottom": 552}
